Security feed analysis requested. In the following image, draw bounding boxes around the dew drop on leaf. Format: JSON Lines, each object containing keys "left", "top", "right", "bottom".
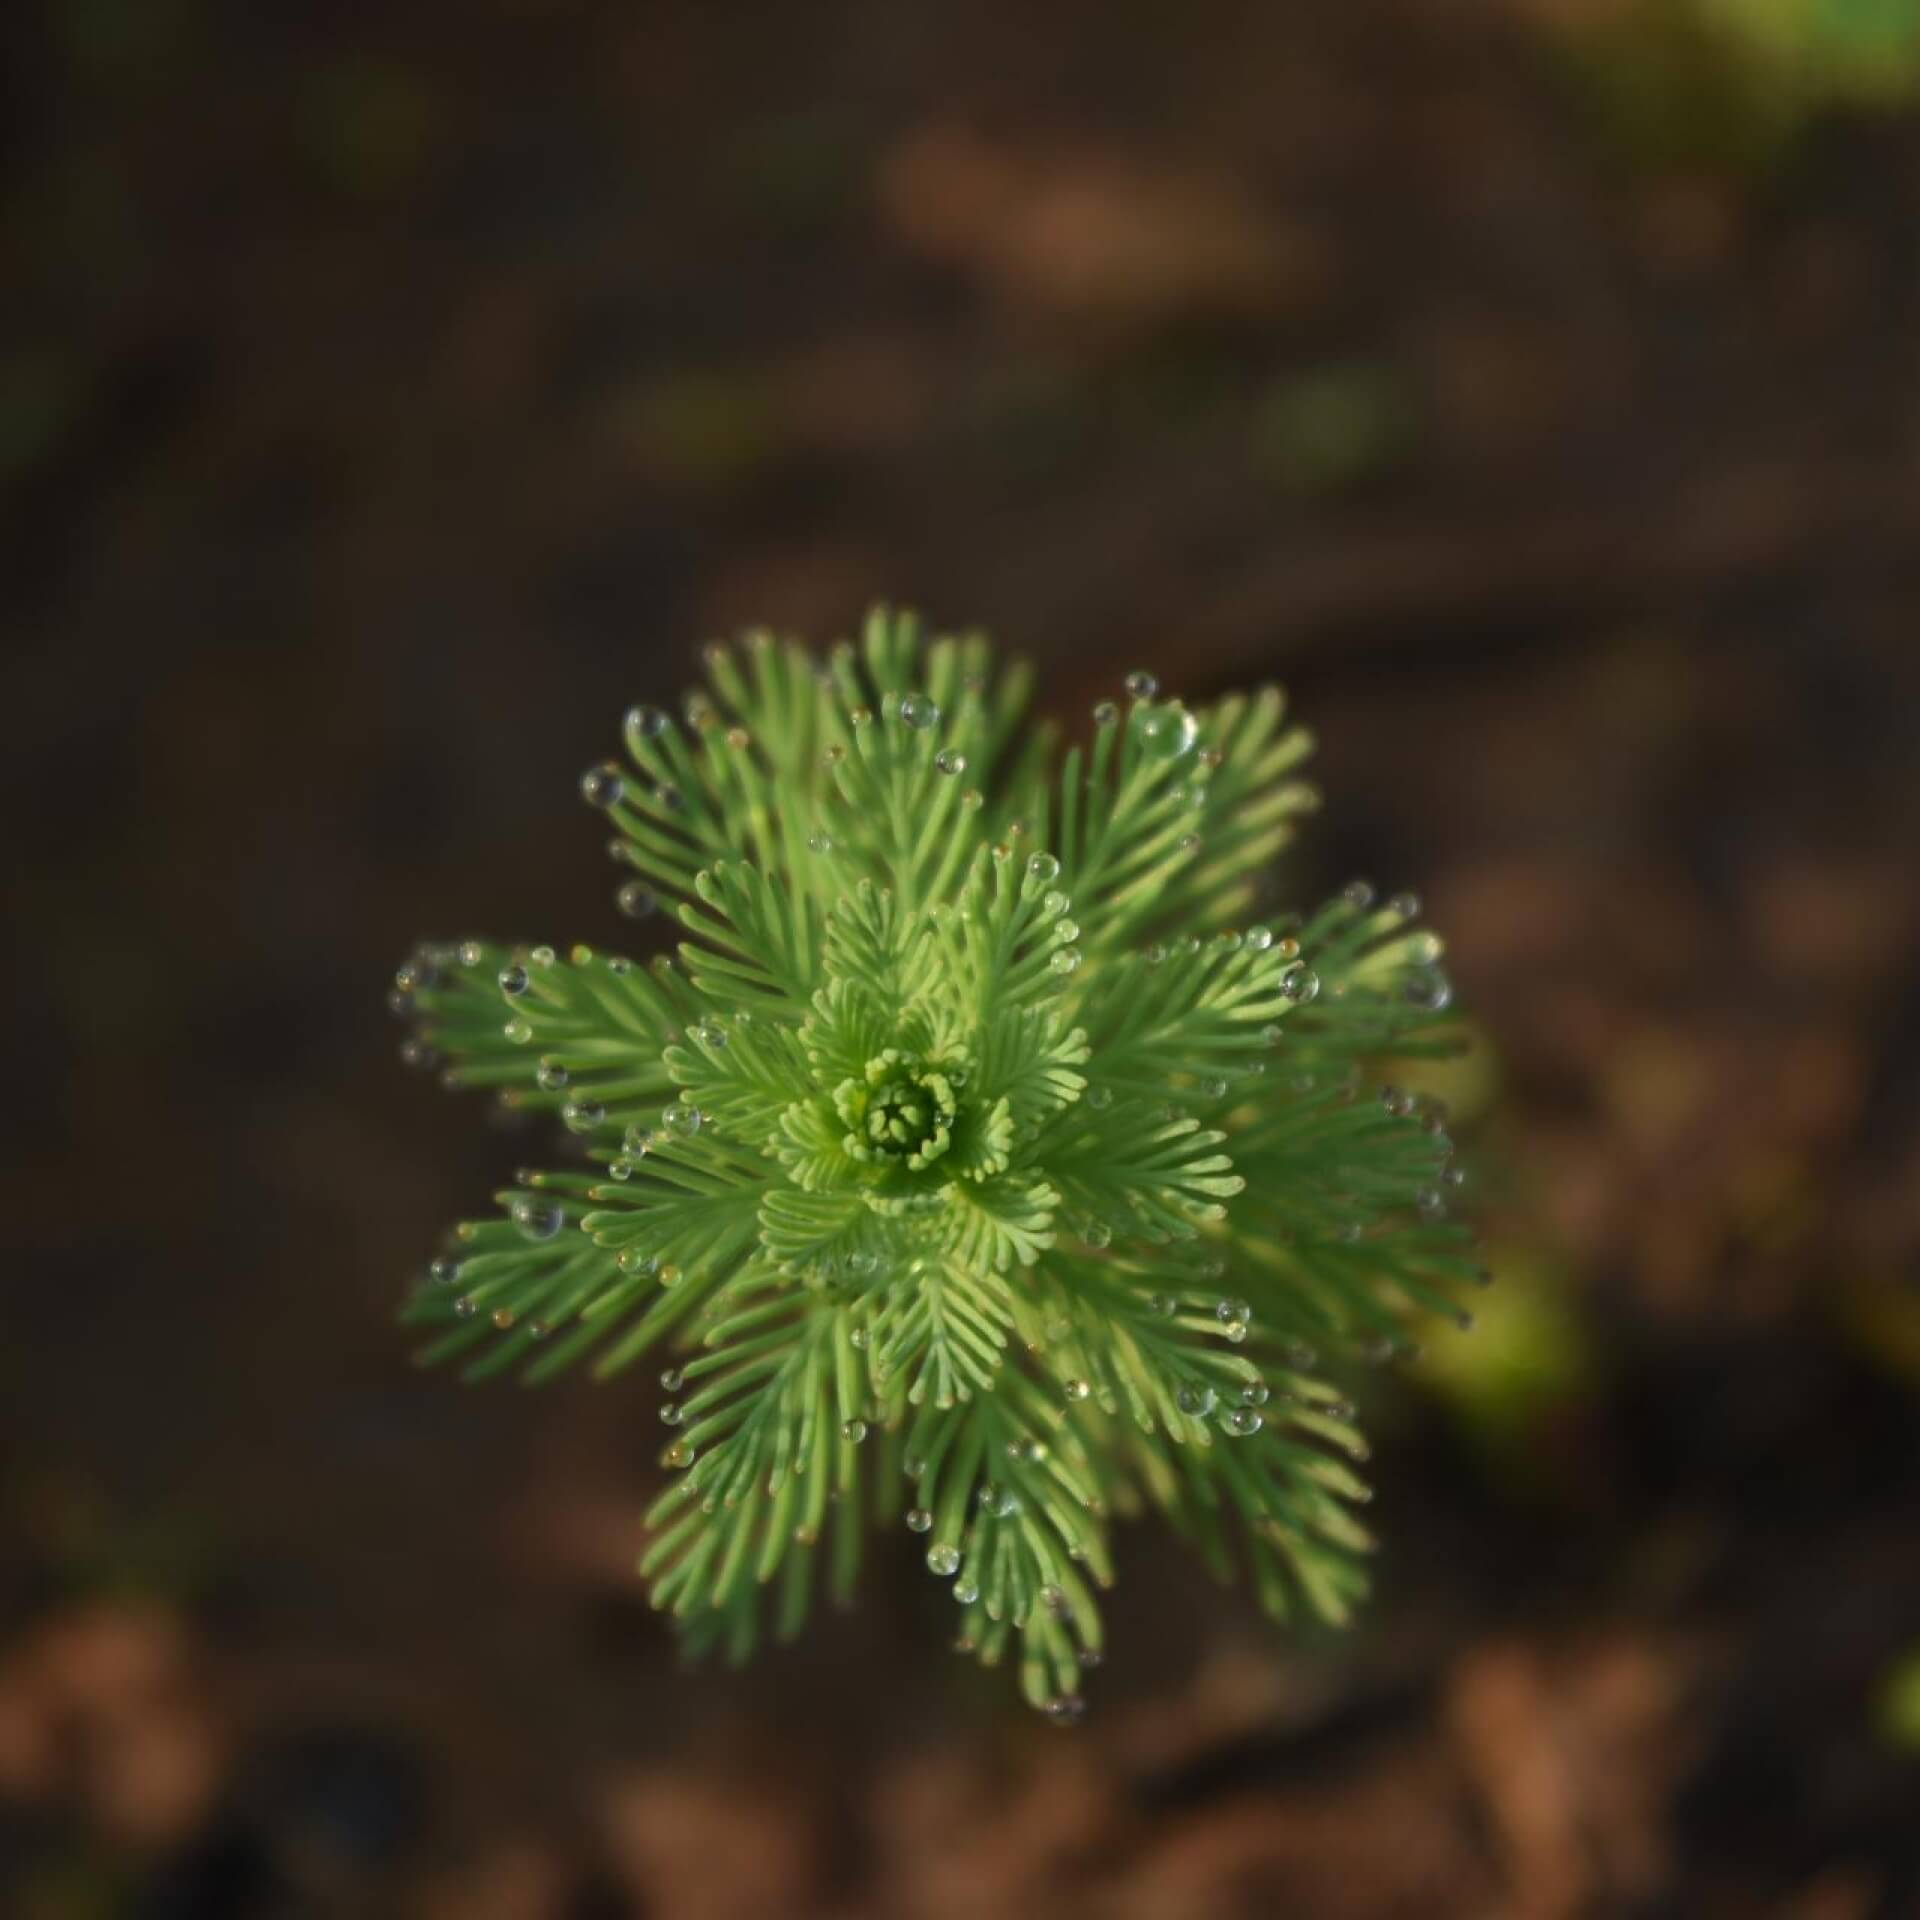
{"left": 1403, "top": 965, "right": 1453, "bottom": 1011}
{"left": 510, "top": 1197, "right": 563, "bottom": 1241}
{"left": 579, "top": 765, "right": 624, "bottom": 809}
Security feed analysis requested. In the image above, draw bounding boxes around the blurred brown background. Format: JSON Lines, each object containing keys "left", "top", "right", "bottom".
{"left": 6, "top": 2, "right": 1920, "bottom": 1915}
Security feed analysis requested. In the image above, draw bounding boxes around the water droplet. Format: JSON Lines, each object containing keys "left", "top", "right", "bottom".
{"left": 399, "top": 1037, "right": 440, "bottom": 1071}
{"left": 664, "top": 1439, "right": 696, "bottom": 1469}
{"left": 1176, "top": 1384, "right": 1217, "bottom": 1417}
{"left": 1177, "top": 833, "right": 1201, "bottom": 854}
{"left": 959, "top": 787, "right": 984, "bottom": 812}
{"left": 1403, "top": 965, "right": 1454, "bottom": 1012}
{"left": 1092, "top": 700, "right": 1119, "bottom": 727}
{"left": 848, "top": 1326, "right": 870, "bottom": 1350}
{"left": 1341, "top": 879, "right": 1376, "bottom": 910}
{"left": 428, "top": 1257, "right": 462, "bottom": 1288}
{"left": 535, "top": 1060, "right": 569, "bottom": 1092}
{"left": 1240, "top": 1380, "right": 1270, "bottom": 1407}
{"left": 1078, "top": 1646, "right": 1103, "bottom": 1671}
{"left": 626, "top": 703, "right": 673, "bottom": 741}
{"left": 1215, "top": 1297, "right": 1251, "bottom": 1325}
{"left": 659, "top": 1401, "right": 684, "bottom": 1427}
{"left": 1224, "top": 1407, "right": 1263, "bottom": 1436}
{"left": 1124, "top": 670, "right": 1160, "bottom": 701}
{"left": 1064, "top": 1378, "right": 1091, "bottom": 1403}
{"left": 1279, "top": 963, "right": 1320, "bottom": 1004}
{"left": 980, "top": 1483, "right": 1020, "bottom": 1518}
{"left": 1082, "top": 1220, "right": 1112, "bottom": 1250}
{"left": 898, "top": 692, "right": 939, "bottom": 730}
{"left": 1151, "top": 1293, "right": 1179, "bottom": 1317}
{"left": 498, "top": 964, "right": 530, "bottom": 997}
{"left": 1053, "top": 919, "right": 1081, "bottom": 945}
{"left": 1143, "top": 704, "right": 1200, "bottom": 759}
{"left": 1379, "top": 1086, "right": 1415, "bottom": 1117}
{"left": 926, "top": 1543, "right": 961, "bottom": 1576}
{"left": 1200, "top": 1076, "right": 1228, "bottom": 1099}
{"left": 656, "top": 782, "right": 687, "bottom": 814}
{"left": 1387, "top": 890, "right": 1421, "bottom": 919}
{"left": 657, "top": 1368, "right": 684, "bottom": 1393}
{"left": 616, "top": 1248, "right": 657, "bottom": 1276}
{"left": 1085, "top": 1085, "right": 1112, "bottom": 1109}
{"left": 509, "top": 1196, "right": 563, "bottom": 1242}
{"left": 563, "top": 1100, "right": 605, "bottom": 1133}
{"left": 841, "top": 1418, "right": 869, "bottom": 1445}
{"left": 580, "top": 765, "right": 624, "bottom": 809}
{"left": 1028, "top": 852, "right": 1061, "bottom": 884}
{"left": 1049, "top": 948, "right": 1081, "bottom": 976}
{"left": 453, "top": 1294, "right": 478, "bottom": 1318}
{"left": 1416, "top": 1187, "right": 1447, "bottom": 1219}
{"left": 953, "top": 1577, "right": 980, "bottom": 1605}
{"left": 935, "top": 748, "right": 967, "bottom": 775}
{"left": 617, "top": 880, "right": 658, "bottom": 919}
{"left": 1039, "top": 1584, "right": 1069, "bottom": 1618}
{"left": 662, "top": 1102, "right": 703, "bottom": 1137}
{"left": 1044, "top": 1693, "right": 1086, "bottom": 1727}
{"left": 906, "top": 1508, "right": 934, "bottom": 1534}
{"left": 657, "top": 1262, "right": 682, "bottom": 1287}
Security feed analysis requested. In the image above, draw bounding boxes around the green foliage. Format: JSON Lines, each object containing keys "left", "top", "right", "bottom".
{"left": 1554, "top": 0, "right": 1920, "bottom": 173}
{"left": 392, "top": 610, "right": 1479, "bottom": 1717}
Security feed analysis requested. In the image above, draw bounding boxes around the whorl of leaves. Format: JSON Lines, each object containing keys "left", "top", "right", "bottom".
{"left": 393, "top": 609, "right": 1476, "bottom": 1718}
